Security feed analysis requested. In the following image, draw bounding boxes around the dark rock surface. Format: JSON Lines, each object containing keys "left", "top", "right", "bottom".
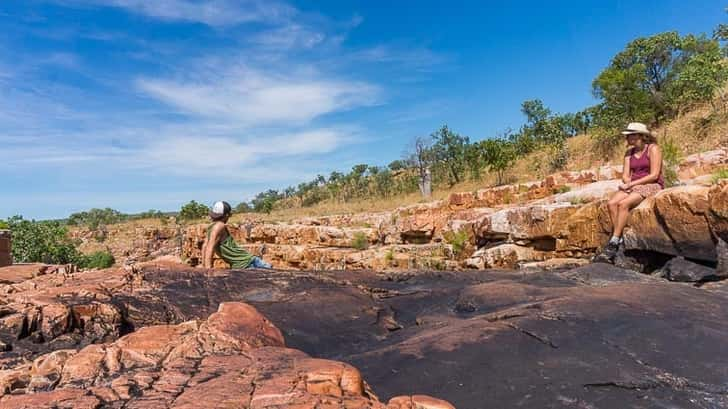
{"left": 657, "top": 256, "right": 718, "bottom": 282}
{"left": 2, "top": 261, "right": 728, "bottom": 408}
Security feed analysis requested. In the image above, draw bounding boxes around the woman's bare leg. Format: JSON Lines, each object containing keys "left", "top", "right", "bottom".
{"left": 607, "top": 191, "right": 630, "bottom": 232}
{"left": 612, "top": 193, "right": 644, "bottom": 238}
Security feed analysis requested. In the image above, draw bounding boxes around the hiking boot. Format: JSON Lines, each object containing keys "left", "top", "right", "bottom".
{"left": 594, "top": 241, "right": 619, "bottom": 264}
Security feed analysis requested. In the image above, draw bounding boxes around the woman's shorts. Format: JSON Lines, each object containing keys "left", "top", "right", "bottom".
{"left": 631, "top": 183, "right": 662, "bottom": 198}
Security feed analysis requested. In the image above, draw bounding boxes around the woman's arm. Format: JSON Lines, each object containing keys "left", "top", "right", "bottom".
{"left": 202, "top": 223, "right": 224, "bottom": 268}
{"left": 619, "top": 151, "right": 632, "bottom": 190}
{"left": 627, "top": 145, "right": 662, "bottom": 187}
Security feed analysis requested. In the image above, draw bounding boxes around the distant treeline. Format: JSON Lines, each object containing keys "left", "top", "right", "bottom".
{"left": 242, "top": 30, "right": 728, "bottom": 213}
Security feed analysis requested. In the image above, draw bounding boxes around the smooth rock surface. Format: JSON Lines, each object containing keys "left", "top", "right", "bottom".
{"left": 2, "top": 261, "right": 728, "bottom": 408}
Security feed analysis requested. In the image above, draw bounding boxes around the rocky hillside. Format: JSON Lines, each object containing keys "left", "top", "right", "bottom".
{"left": 72, "top": 148, "right": 727, "bottom": 278}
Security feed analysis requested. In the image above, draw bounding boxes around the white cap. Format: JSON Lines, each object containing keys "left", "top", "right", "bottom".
{"left": 211, "top": 201, "right": 230, "bottom": 215}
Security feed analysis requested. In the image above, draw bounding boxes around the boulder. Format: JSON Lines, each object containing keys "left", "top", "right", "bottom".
{"left": 387, "top": 395, "right": 456, "bottom": 409}
{"left": 717, "top": 238, "right": 728, "bottom": 277}
{"left": 479, "top": 203, "right": 578, "bottom": 241}
{"left": 622, "top": 196, "right": 679, "bottom": 257}
{"left": 556, "top": 200, "right": 611, "bottom": 252}
{"left": 542, "top": 169, "right": 597, "bottom": 186}
{"left": 653, "top": 185, "right": 714, "bottom": 261}
{"left": 678, "top": 148, "right": 727, "bottom": 179}
{"left": 657, "top": 257, "right": 717, "bottom": 282}
{"left": 596, "top": 164, "right": 622, "bottom": 181}
{"left": 708, "top": 180, "right": 728, "bottom": 243}
{"left": 552, "top": 180, "right": 620, "bottom": 204}
{"left": 464, "top": 244, "right": 546, "bottom": 269}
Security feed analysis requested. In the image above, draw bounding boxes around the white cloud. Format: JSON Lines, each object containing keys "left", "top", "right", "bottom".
{"left": 136, "top": 65, "right": 379, "bottom": 125}
{"left": 249, "top": 24, "right": 326, "bottom": 50}
{"left": 76, "top": 0, "right": 295, "bottom": 26}
{"left": 133, "top": 128, "right": 350, "bottom": 177}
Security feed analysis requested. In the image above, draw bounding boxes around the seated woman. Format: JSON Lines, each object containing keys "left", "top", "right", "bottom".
{"left": 202, "top": 201, "right": 272, "bottom": 269}
{"left": 598, "top": 122, "right": 664, "bottom": 262}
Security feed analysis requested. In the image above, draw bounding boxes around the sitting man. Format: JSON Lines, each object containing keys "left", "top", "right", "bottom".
{"left": 202, "top": 201, "right": 272, "bottom": 269}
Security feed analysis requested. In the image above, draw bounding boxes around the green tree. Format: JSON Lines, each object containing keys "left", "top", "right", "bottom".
{"left": 387, "top": 159, "right": 408, "bottom": 171}
{"left": 464, "top": 142, "right": 486, "bottom": 180}
{"left": 134, "top": 209, "right": 165, "bottom": 220}
{"left": 251, "top": 190, "right": 282, "bottom": 214}
{"left": 431, "top": 125, "right": 469, "bottom": 186}
{"left": 592, "top": 32, "right": 727, "bottom": 128}
{"left": 7, "top": 216, "right": 82, "bottom": 264}
{"left": 480, "top": 138, "right": 517, "bottom": 185}
{"left": 67, "top": 208, "right": 126, "bottom": 229}
{"left": 233, "top": 202, "right": 252, "bottom": 213}
{"left": 178, "top": 200, "right": 210, "bottom": 220}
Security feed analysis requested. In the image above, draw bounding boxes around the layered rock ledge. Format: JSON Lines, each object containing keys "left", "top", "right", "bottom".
{"left": 66, "top": 148, "right": 727, "bottom": 274}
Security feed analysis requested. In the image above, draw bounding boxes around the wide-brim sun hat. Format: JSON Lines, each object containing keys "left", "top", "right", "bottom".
{"left": 621, "top": 122, "right": 652, "bottom": 136}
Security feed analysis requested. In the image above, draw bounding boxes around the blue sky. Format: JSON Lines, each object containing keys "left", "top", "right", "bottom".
{"left": 1, "top": 0, "right": 725, "bottom": 219}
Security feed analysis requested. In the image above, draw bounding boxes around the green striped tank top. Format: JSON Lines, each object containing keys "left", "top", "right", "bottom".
{"left": 207, "top": 223, "right": 254, "bottom": 269}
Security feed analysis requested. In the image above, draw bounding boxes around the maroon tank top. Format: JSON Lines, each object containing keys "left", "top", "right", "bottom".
{"left": 630, "top": 144, "right": 664, "bottom": 188}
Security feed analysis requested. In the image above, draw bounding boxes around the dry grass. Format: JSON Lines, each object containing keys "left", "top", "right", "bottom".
{"left": 218, "top": 88, "right": 728, "bottom": 223}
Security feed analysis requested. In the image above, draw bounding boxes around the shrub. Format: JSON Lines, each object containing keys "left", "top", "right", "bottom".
{"left": 712, "top": 168, "right": 728, "bottom": 184}
{"left": 351, "top": 232, "right": 369, "bottom": 250}
{"left": 178, "top": 200, "right": 210, "bottom": 221}
{"left": 134, "top": 209, "right": 166, "bottom": 220}
{"left": 0, "top": 220, "right": 8, "bottom": 230}
{"left": 661, "top": 138, "right": 681, "bottom": 188}
{"left": 444, "top": 230, "right": 469, "bottom": 257}
{"left": 7, "top": 216, "right": 82, "bottom": 264}
{"left": 67, "top": 208, "right": 126, "bottom": 229}
{"left": 569, "top": 197, "right": 590, "bottom": 205}
{"left": 546, "top": 140, "right": 570, "bottom": 172}
{"left": 234, "top": 202, "right": 252, "bottom": 214}
{"left": 78, "top": 251, "right": 115, "bottom": 269}
{"left": 384, "top": 249, "right": 394, "bottom": 265}
{"left": 552, "top": 185, "right": 571, "bottom": 194}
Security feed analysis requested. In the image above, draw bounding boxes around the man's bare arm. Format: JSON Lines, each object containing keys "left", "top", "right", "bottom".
{"left": 202, "top": 223, "right": 224, "bottom": 268}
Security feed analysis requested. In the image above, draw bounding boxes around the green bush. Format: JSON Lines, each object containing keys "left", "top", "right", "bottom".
{"left": 0, "top": 220, "right": 8, "bottom": 230}
{"left": 178, "top": 200, "right": 210, "bottom": 221}
{"left": 384, "top": 249, "right": 394, "bottom": 265}
{"left": 67, "top": 208, "right": 126, "bottom": 229}
{"left": 712, "top": 168, "right": 728, "bottom": 184}
{"left": 661, "top": 138, "right": 681, "bottom": 188}
{"left": 444, "top": 230, "right": 469, "bottom": 257}
{"left": 133, "top": 209, "right": 166, "bottom": 220}
{"left": 7, "top": 216, "right": 82, "bottom": 264}
{"left": 78, "top": 251, "right": 115, "bottom": 269}
{"left": 351, "top": 232, "right": 369, "bottom": 250}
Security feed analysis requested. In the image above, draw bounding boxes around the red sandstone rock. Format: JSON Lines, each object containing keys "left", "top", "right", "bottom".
{"left": 0, "top": 299, "right": 455, "bottom": 408}
{"left": 624, "top": 186, "right": 717, "bottom": 261}
{"left": 708, "top": 180, "right": 728, "bottom": 242}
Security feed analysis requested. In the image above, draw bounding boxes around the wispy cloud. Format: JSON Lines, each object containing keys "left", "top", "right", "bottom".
{"left": 136, "top": 64, "right": 380, "bottom": 125}
{"left": 249, "top": 24, "right": 326, "bottom": 50}
{"left": 1, "top": 0, "right": 448, "bottom": 218}
{"left": 71, "top": 0, "right": 296, "bottom": 26}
